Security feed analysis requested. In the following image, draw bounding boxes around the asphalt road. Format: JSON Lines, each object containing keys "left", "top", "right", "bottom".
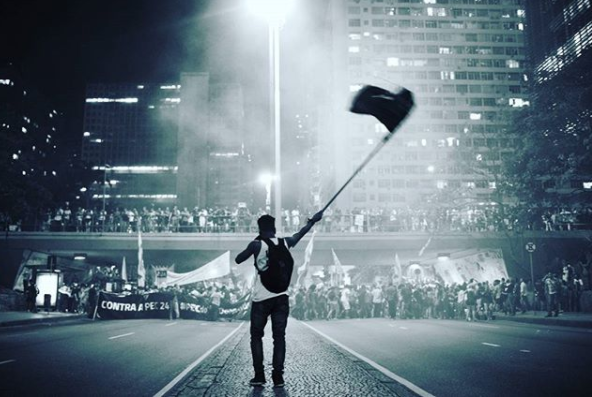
{"left": 0, "top": 319, "right": 241, "bottom": 397}
{"left": 304, "top": 318, "right": 592, "bottom": 397}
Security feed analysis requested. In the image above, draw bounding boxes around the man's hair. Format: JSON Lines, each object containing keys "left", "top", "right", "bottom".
{"left": 257, "top": 214, "right": 276, "bottom": 232}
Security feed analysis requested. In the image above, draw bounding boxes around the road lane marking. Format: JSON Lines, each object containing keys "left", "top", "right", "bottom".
{"left": 520, "top": 350, "right": 531, "bottom": 353}
{"left": 165, "top": 322, "right": 177, "bottom": 327}
{"left": 0, "top": 359, "right": 16, "bottom": 365}
{"left": 399, "top": 326, "right": 408, "bottom": 330}
{"left": 482, "top": 342, "right": 500, "bottom": 347}
{"left": 108, "top": 332, "right": 135, "bottom": 340}
{"left": 301, "top": 322, "right": 435, "bottom": 397}
{"left": 154, "top": 322, "right": 245, "bottom": 397}
{"left": 469, "top": 324, "right": 500, "bottom": 329}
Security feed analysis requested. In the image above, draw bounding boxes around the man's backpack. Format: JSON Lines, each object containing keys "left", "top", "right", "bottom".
{"left": 256, "top": 238, "right": 294, "bottom": 293}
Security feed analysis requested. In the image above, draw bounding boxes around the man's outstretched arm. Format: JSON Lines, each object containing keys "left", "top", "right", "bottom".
{"left": 286, "top": 210, "right": 323, "bottom": 248}
{"left": 235, "top": 240, "right": 260, "bottom": 264}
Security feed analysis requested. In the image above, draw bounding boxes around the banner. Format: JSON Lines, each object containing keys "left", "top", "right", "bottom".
{"left": 97, "top": 290, "right": 252, "bottom": 321}
{"left": 165, "top": 252, "right": 231, "bottom": 287}
{"left": 97, "top": 291, "right": 172, "bottom": 320}
{"left": 433, "top": 249, "right": 509, "bottom": 285}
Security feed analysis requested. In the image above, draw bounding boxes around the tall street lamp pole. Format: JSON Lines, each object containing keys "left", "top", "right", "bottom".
{"left": 248, "top": 0, "right": 293, "bottom": 234}
{"left": 270, "top": 23, "right": 282, "bottom": 233}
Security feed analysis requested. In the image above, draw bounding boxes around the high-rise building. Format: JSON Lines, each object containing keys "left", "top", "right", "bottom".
{"left": 322, "top": 0, "right": 529, "bottom": 210}
{"left": 526, "top": 0, "right": 592, "bottom": 84}
{"left": 81, "top": 74, "right": 249, "bottom": 210}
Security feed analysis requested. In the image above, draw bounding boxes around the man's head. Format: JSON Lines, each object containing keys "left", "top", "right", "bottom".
{"left": 257, "top": 214, "right": 276, "bottom": 234}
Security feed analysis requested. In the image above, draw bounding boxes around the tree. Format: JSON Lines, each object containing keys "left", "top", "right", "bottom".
{"left": 504, "top": 63, "right": 592, "bottom": 209}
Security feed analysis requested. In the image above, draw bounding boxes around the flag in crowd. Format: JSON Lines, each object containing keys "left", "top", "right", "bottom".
{"left": 418, "top": 236, "right": 432, "bottom": 257}
{"left": 297, "top": 230, "right": 316, "bottom": 286}
{"left": 393, "top": 253, "right": 402, "bottom": 284}
{"left": 121, "top": 256, "right": 127, "bottom": 282}
{"left": 137, "top": 231, "right": 145, "bottom": 288}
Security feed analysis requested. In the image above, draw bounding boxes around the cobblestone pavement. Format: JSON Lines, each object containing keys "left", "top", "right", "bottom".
{"left": 167, "top": 320, "right": 419, "bottom": 397}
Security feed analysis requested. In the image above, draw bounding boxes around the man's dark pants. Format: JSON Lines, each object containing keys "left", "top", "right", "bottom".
{"left": 250, "top": 294, "right": 289, "bottom": 376}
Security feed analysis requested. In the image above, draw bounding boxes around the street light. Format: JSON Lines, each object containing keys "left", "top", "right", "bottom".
{"left": 259, "top": 172, "right": 275, "bottom": 212}
{"left": 247, "top": 0, "right": 294, "bottom": 233}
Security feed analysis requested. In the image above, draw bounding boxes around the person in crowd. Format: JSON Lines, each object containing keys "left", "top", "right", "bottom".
{"left": 235, "top": 210, "right": 323, "bottom": 388}
{"left": 26, "top": 280, "right": 38, "bottom": 312}
{"left": 371, "top": 284, "right": 384, "bottom": 318}
{"left": 385, "top": 283, "right": 398, "bottom": 319}
{"left": 543, "top": 273, "right": 559, "bottom": 317}
{"left": 209, "top": 286, "right": 222, "bottom": 321}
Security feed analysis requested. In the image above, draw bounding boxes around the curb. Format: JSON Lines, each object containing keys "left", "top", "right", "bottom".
{"left": 0, "top": 314, "right": 88, "bottom": 328}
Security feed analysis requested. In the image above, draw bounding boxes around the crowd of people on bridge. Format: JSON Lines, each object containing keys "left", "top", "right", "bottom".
{"left": 3, "top": 201, "right": 592, "bottom": 234}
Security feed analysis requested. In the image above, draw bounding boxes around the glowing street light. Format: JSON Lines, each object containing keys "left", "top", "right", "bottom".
{"left": 259, "top": 173, "right": 275, "bottom": 212}
{"left": 247, "top": 0, "right": 294, "bottom": 233}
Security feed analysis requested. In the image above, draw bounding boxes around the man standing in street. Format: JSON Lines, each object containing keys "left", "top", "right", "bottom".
{"left": 235, "top": 210, "right": 323, "bottom": 388}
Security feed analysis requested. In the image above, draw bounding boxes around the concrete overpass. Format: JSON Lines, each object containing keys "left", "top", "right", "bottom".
{"left": 1, "top": 230, "right": 591, "bottom": 288}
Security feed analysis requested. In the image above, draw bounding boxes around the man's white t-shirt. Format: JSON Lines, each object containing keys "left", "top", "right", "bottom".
{"left": 252, "top": 238, "right": 289, "bottom": 302}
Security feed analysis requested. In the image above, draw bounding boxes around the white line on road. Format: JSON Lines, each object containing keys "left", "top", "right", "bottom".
{"left": 470, "top": 323, "right": 500, "bottom": 329}
{"left": 520, "top": 350, "right": 531, "bottom": 353}
{"left": 108, "top": 332, "right": 135, "bottom": 340}
{"left": 399, "top": 326, "right": 408, "bottom": 330}
{"left": 482, "top": 342, "right": 500, "bottom": 347}
{"left": 154, "top": 322, "right": 245, "bottom": 397}
{"left": 165, "top": 322, "right": 177, "bottom": 327}
{"left": 0, "top": 359, "right": 16, "bottom": 365}
{"left": 301, "top": 322, "right": 435, "bottom": 397}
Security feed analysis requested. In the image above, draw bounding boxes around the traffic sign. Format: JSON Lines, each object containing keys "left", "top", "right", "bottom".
{"left": 525, "top": 242, "right": 536, "bottom": 253}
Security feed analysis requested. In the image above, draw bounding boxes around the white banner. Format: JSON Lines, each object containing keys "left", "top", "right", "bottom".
{"left": 165, "top": 252, "right": 231, "bottom": 287}
{"left": 433, "top": 249, "right": 508, "bottom": 285}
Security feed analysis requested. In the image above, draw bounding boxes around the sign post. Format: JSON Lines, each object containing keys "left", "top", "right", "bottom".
{"left": 525, "top": 242, "right": 536, "bottom": 314}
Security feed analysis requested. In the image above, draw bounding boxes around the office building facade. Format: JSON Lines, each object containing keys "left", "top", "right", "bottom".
{"left": 81, "top": 74, "right": 249, "bottom": 210}
{"left": 323, "top": 0, "right": 529, "bottom": 210}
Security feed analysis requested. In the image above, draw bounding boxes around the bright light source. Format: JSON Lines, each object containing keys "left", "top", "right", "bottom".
{"left": 80, "top": 187, "right": 87, "bottom": 192}
{"left": 259, "top": 173, "right": 274, "bottom": 186}
{"left": 427, "top": 165, "right": 435, "bottom": 173}
{"left": 73, "top": 253, "right": 87, "bottom": 261}
{"left": 83, "top": 132, "right": 91, "bottom": 137}
{"left": 247, "top": 0, "right": 294, "bottom": 26}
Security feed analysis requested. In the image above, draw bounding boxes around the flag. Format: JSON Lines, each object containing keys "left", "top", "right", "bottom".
{"left": 137, "top": 231, "right": 145, "bottom": 288}
{"left": 121, "top": 256, "right": 127, "bottom": 282}
{"left": 331, "top": 249, "right": 345, "bottom": 275}
{"left": 331, "top": 249, "right": 345, "bottom": 287}
{"left": 394, "top": 253, "right": 402, "bottom": 284}
{"left": 350, "top": 85, "right": 415, "bottom": 132}
{"left": 296, "top": 230, "right": 316, "bottom": 286}
{"left": 418, "top": 236, "right": 432, "bottom": 257}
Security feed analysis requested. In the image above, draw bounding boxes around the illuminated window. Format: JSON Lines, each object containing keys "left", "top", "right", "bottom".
{"left": 387, "top": 57, "right": 399, "bottom": 67}
{"left": 349, "top": 46, "right": 360, "bottom": 53}
{"left": 506, "top": 59, "right": 520, "bottom": 68}
{"left": 470, "top": 113, "right": 482, "bottom": 120}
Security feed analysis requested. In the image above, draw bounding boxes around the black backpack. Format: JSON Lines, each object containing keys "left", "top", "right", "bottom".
{"left": 256, "top": 238, "right": 294, "bottom": 293}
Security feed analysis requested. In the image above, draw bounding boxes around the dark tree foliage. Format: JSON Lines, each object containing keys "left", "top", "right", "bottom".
{"left": 504, "top": 65, "right": 592, "bottom": 208}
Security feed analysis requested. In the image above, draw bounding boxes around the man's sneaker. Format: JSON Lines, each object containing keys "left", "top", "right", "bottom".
{"left": 249, "top": 374, "right": 266, "bottom": 387}
{"left": 272, "top": 372, "right": 285, "bottom": 388}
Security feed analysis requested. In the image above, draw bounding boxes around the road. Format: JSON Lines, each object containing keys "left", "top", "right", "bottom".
{"left": 1, "top": 317, "right": 591, "bottom": 396}
{"left": 0, "top": 319, "right": 241, "bottom": 397}
{"left": 304, "top": 318, "right": 592, "bottom": 397}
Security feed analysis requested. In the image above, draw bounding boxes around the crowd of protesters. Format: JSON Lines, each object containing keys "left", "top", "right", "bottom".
{"left": 3, "top": 201, "right": 592, "bottom": 234}
{"left": 288, "top": 261, "right": 589, "bottom": 322}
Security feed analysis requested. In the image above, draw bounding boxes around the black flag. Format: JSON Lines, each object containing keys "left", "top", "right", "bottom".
{"left": 350, "top": 85, "right": 414, "bottom": 132}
